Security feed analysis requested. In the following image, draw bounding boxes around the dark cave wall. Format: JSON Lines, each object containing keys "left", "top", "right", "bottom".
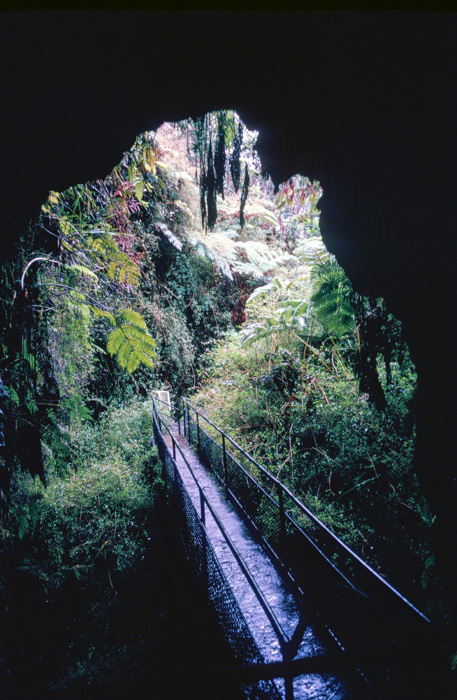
{"left": 1, "top": 11, "right": 456, "bottom": 595}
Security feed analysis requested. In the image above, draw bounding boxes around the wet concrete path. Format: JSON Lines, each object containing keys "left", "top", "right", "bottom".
{"left": 164, "top": 430, "right": 358, "bottom": 699}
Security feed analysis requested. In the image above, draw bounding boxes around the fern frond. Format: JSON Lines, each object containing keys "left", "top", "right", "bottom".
{"left": 246, "top": 282, "right": 274, "bottom": 304}
{"left": 106, "top": 310, "right": 156, "bottom": 374}
{"left": 130, "top": 334, "right": 155, "bottom": 353}
{"left": 190, "top": 238, "right": 234, "bottom": 281}
{"left": 134, "top": 180, "right": 145, "bottom": 202}
{"left": 87, "top": 236, "right": 106, "bottom": 253}
{"left": 107, "top": 261, "right": 117, "bottom": 280}
{"left": 90, "top": 307, "right": 116, "bottom": 326}
{"left": 65, "top": 264, "right": 98, "bottom": 281}
{"left": 234, "top": 241, "right": 295, "bottom": 276}
{"left": 133, "top": 351, "right": 155, "bottom": 369}
{"left": 310, "top": 258, "right": 355, "bottom": 336}
{"left": 106, "top": 327, "right": 126, "bottom": 356}
{"left": 155, "top": 222, "right": 183, "bottom": 251}
{"left": 118, "top": 309, "right": 147, "bottom": 329}
{"left": 127, "top": 350, "right": 140, "bottom": 374}
{"left": 116, "top": 340, "right": 132, "bottom": 370}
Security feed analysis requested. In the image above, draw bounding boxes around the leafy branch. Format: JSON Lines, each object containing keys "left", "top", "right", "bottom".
{"left": 106, "top": 310, "right": 156, "bottom": 374}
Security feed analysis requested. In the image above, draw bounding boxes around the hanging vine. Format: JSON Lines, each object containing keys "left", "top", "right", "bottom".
{"left": 230, "top": 121, "right": 243, "bottom": 193}
{"left": 239, "top": 163, "right": 250, "bottom": 229}
{"left": 205, "top": 141, "right": 217, "bottom": 231}
{"left": 214, "top": 111, "right": 226, "bottom": 199}
{"left": 191, "top": 111, "right": 251, "bottom": 231}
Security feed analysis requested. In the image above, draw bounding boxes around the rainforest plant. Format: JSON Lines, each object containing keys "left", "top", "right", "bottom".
{"left": 8, "top": 399, "right": 159, "bottom": 588}
{"left": 194, "top": 229, "right": 426, "bottom": 593}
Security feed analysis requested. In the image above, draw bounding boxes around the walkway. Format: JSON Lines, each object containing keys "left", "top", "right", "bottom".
{"left": 165, "top": 430, "right": 359, "bottom": 700}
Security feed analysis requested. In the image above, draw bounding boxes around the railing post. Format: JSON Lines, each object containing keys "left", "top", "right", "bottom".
{"left": 196, "top": 412, "right": 201, "bottom": 456}
{"left": 200, "top": 526, "right": 209, "bottom": 594}
{"left": 200, "top": 488, "right": 206, "bottom": 526}
{"left": 172, "top": 436, "right": 176, "bottom": 460}
{"left": 285, "top": 675, "right": 295, "bottom": 700}
{"left": 222, "top": 433, "right": 228, "bottom": 494}
{"left": 278, "top": 485, "right": 286, "bottom": 546}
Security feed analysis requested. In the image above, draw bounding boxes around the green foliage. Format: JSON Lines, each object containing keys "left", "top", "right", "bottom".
{"left": 87, "top": 231, "right": 141, "bottom": 287}
{"left": 194, "top": 278, "right": 429, "bottom": 591}
{"left": 47, "top": 291, "right": 94, "bottom": 397}
{"left": 136, "top": 242, "right": 233, "bottom": 395}
{"left": 3, "top": 109, "right": 448, "bottom": 688}
{"left": 311, "top": 258, "right": 355, "bottom": 336}
{"left": 234, "top": 240, "right": 296, "bottom": 277}
{"left": 63, "top": 394, "right": 94, "bottom": 425}
{"left": 106, "top": 310, "right": 156, "bottom": 374}
{"left": 243, "top": 276, "right": 311, "bottom": 345}
{"left": 189, "top": 238, "right": 234, "bottom": 281}
{"left": 9, "top": 400, "right": 160, "bottom": 588}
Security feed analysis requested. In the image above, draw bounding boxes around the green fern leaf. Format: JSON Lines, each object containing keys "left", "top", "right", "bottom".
{"left": 120, "top": 325, "right": 153, "bottom": 345}
{"left": 134, "top": 350, "right": 155, "bottom": 369}
{"left": 7, "top": 385, "right": 20, "bottom": 406}
{"left": 107, "top": 261, "right": 117, "bottom": 280}
{"left": 65, "top": 264, "right": 98, "bottom": 281}
{"left": 106, "top": 311, "right": 156, "bottom": 374}
{"left": 116, "top": 340, "right": 131, "bottom": 370}
{"left": 311, "top": 258, "right": 355, "bottom": 336}
{"left": 90, "top": 307, "right": 116, "bottom": 326}
{"left": 133, "top": 338, "right": 157, "bottom": 355}
{"left": 118, "top": 267, "right": 126, "bottom": 284}
{"left": 106, "top": 327, "right": 125, "bottom": 356}
{"left": 134, "top": 180, "right": 145, "bottom": 202}
{"left": 126, "top": 351, "right": 139, "bottom": 374}
{"left": 119, "top": 309, "right": 147, "bottom": 329}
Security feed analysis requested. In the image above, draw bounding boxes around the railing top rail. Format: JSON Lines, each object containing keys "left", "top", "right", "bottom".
{"left": 182, "top": 397, "right": 435, "bottom": 628}
{"left": 152, "top": 394, "right": 180, "bottom": 413}
{"left": 182, "top": 397, "right": 271, "bottom": 477}
{"left": 153, "top": 395, "right": 171, "bottom": 407}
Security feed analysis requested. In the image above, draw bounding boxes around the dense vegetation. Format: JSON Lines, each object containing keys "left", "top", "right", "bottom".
{"left": 0, "top": 110, "right": 453, "bottom": 693}
{"left": 194, "top": 265, "right": 429, "bottom": 595}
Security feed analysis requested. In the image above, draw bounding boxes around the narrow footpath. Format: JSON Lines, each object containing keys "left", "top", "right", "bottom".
{"left": 165, "top": 430, "right": 363, "bottom": 700}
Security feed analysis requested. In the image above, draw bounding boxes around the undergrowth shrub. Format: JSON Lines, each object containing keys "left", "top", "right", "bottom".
{"left": 9, "top": 399, "right": 160, "bottom": 591}
{"left": 193, "top": 330, "right": 434, "bottom": 594}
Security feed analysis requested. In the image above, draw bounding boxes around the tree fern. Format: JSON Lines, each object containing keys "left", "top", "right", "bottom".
{"left": 106, "top": 310, "right": 156, "bottom": 374}
{"left": 311, "top": 259, "right": 355, "bottom": 336}
{"left": 235, "top": 241, "right": 295, "bottom": 274}
{"left": 294, "top": 237, "right": 331, "bottom": 264}
{"left": 190, "top": 238, "right": 234, "bottom": 281}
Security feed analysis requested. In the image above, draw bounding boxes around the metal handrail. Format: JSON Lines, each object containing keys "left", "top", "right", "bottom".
{"left": 190, "top": 413, "right": 355, "bottom": 593}
{"left": 153, "top": 396, "right": 444, "bottom": 697}
{"left": 182, "top": 397, "right": 435, "bottom": 629}
{"left": 152, "top": 397, "right": 291, "bottom": 653}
